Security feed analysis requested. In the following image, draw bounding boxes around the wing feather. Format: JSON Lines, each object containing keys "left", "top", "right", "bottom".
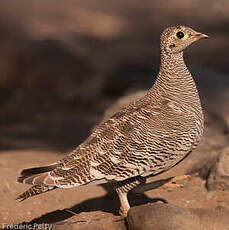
{"left": 48, "top": 97, "right": 162, "bottom": 187}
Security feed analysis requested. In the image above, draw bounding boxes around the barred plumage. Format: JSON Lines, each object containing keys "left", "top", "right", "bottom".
{"left": 17, "top": 26, "right": 208, "bottom": 216}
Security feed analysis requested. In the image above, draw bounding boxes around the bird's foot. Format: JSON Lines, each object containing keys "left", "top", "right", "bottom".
{"left": 119, "top": 207, "right": 129, "bottom": 217}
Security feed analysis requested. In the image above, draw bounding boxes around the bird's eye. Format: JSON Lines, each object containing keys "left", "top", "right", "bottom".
{"left": 176, "top": 31, "right": 185, "bottom": 39}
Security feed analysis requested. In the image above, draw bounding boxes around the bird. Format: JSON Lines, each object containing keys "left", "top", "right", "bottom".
{"left": 17, "top": 26, "right": 208, "bottom": 217}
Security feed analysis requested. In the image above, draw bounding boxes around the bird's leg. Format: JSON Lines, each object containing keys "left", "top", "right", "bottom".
{"left": 115, "top": 176, "right": 144, "bottom": 217}
{"left": 116, "top": 191, "right": 130, "bottom": 217}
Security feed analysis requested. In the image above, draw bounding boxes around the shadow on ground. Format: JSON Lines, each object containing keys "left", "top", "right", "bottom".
{"left": 11, "top": 180, "right": 169, "bottom": 226}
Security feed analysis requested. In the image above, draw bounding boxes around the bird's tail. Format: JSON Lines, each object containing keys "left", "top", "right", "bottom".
{"left": 16, "top": 184, "right": 57, "bottom": 201}
{"left": 16, "top": 164, "right": 59, "bottom": 201}
{"left": 17, "top": 164, "right": 58, "bottom": 184}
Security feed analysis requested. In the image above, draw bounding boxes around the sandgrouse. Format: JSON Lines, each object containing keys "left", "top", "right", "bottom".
{"left": 17, "top": 26, "right": 208, "bottom": 217}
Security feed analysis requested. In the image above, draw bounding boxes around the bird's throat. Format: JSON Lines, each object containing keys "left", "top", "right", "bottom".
{"left": 153, "top": 51, "right": 201, "bottom": 109}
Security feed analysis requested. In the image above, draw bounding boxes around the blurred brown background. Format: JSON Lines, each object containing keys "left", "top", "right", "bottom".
{"left": 2, "top": 1, "right": 229, "bottom": 227}
{"left": 1, "top": 0, "right": 229, "bottom": 152}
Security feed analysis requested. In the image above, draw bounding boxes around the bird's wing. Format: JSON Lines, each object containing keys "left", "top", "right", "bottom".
{"left": 16, "top": 99, "right": 162, "bottom": 201}
{"left": 18, "top": 95, "right": 187, "bottom": 189}
{"left": 46, "top": 99, "right": 163, "bottom": 188}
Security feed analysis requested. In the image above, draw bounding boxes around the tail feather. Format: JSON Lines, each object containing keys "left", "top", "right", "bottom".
{"left": 17, "top": 164, "right": 59, "bottom": 201}
{"left": 16, "top": 185, "right": 57, "bottom": 201}
{"left": 18, "top": 164, "right": 59, "bottom": 184}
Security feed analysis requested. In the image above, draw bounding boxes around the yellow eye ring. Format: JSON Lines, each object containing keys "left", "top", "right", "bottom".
{"left": 175, "top": 31, "right": 189, "bottom": 40}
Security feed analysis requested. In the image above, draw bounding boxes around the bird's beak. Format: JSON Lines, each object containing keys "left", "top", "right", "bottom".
{"left": 193, "top": 32, "right": 209, "bottom": 40}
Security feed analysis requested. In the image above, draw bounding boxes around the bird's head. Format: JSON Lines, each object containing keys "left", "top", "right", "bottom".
{"left": 160, "top": 26, "right": 208, "bottom": 55}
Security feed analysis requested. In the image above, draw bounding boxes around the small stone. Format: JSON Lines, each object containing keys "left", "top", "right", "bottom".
{"left": 207, "top": 147, "right": 229, "bottom": 190}
{"left": 217, "top": 148, "right": 229, "bottom": 176}
{"left": 127, "top": 203, "right": 200, "bottom": 230}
